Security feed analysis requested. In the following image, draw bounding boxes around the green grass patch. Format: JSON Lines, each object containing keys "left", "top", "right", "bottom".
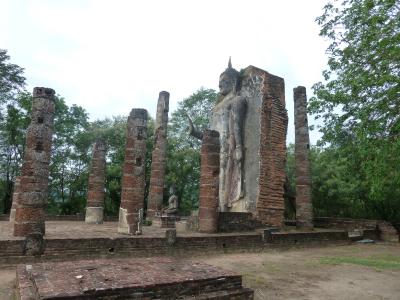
{"left": 320, "top": 255, "right": 400, "bottom": 270}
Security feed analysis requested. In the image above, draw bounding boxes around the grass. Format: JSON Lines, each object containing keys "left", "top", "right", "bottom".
{"left": 320, "top": 254, "right": 400, "bottom": 270}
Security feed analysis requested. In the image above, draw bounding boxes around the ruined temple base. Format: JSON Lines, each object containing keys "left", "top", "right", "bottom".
{"left": 85, "top": 207, "right": 104, "bottom": 224}
{"left": 17, "top": 257, "right": 254, "bottom": 299}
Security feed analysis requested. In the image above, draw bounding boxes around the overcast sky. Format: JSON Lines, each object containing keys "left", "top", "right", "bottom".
{"left": 1, "top": 0, "right": 329, "bottom": 144}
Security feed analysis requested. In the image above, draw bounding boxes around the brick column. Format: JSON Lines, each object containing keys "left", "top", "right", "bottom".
{"left": 147, "top": 91, "right": 169, "bottom": 219}
{"left": 198, "top": 130, "right": 220, "bottom": 233}
{"left": 13, "top": 87, "right": 55, "bottom": 254}
{"left": 294, "top": 86, "right": 313, "bottom": 229}
{"left": 9, "top": 176, "right": 21, "bottom": 222}
{"left": 85, "top": 138, "right": 106, "bottom": 224}
{"left": 118, "top": 109, "right": 148, "bottom": 234}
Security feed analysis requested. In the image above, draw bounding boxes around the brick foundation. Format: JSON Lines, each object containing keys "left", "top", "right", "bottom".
{"left": 17, "top": 258, "right": 254, "bottom": 299}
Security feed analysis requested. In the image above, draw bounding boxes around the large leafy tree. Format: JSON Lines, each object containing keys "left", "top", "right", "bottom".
{"left": 309, "top": 0, "right": 400, "bottom": 221}
{"left": 310, "top": 0, "right": 400, "bottom": 141}
{"left": 0, "top": 49, "right": 26, "bottom": 213}
{"left": 0, "top": 49, "right": 25, "bottom": 105}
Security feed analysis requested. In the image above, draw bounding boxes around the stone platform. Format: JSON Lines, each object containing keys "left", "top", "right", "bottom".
{"left": 17, "top": 257, "right": 254, "bottom": 299}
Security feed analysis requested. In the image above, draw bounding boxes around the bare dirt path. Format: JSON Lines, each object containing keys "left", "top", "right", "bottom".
{"left": 197, "top": 243, "right": 400, "bottom": 300}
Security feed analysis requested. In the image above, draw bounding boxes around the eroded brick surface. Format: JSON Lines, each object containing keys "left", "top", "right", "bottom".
{"left": 147, "top": 91, "right": 169, "bottom": 218}
{"left": 118, "top": 109, "right": 148, "bottom": 234}
{"left": 16, "top": 257, "right": 251, "bottom": 299}
{"left": 199, "top": 130, "right": 220, "bottom": 233}
{"left": 85, "top": 139, "right": 106, "bottom": 224}
{"left": 294, "top": 86, "right": 313, "bottom": 229}
{"left": 13, "top": 87, "right": 55, "bottom": 245}
{"left": 255, "top": 69, "right": 288, "bottom": 227}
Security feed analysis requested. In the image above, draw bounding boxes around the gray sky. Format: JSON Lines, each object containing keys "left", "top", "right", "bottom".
{"left": 1, "top": 0, "right": 329, "bottom": 144}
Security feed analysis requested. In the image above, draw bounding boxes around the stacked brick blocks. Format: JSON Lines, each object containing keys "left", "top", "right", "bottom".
{"left": 13, "top": 87, "right": 55, "bottom": 255}
{"left": 147, "top": 91, "right": 169, "bottom": 219}
{"left": 85, "top": 139, "right": 107, "bottom": 224}
{"left": 118, "top": 109, "right": 148, "bottom": 234}
{"left": 294, "top": 86, "right": 313, "bottom": 229}
{"left": 199, "top": 130, "right": 220, "bottom": 233}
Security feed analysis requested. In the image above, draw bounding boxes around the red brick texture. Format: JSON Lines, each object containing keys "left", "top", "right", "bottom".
{"left": 16, "top": 258, "right": 254, "bottom": 299}
{"left": 294, "top": 86, "right": 313, "bottom": 229}
{"left": 147, "top": 91, "right": 169, "bottom": 218}
{"left": 13, "top": 87, "right": 55, "bottom": 240}
{"left": 255, "top": 69, "right": 288, "bottom": 227}
{"left": 86, "top": 139, "right": 106, "bottom": 208}
{"left": 198, "top": 130, "right": 220, "bottom": 233}
{"left": 118, "top": 109, "right": 148, "bottom": 234}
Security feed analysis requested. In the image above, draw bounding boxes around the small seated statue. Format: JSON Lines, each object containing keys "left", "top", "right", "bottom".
{"left": 163, "top": 185, "right": 179, "bottom": 215}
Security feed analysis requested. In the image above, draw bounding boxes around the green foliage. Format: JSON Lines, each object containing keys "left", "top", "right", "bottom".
{"left": 166, "top": 88, "right": 217, "bottom": 213}
{"left": 0, "top": 49, "right": 25, "bottom": 105}
{"left": 0, "top": 50, "right": 26, "bottom": 213}
{"left": 311, "top": 0, "right": 400, "bottom": 142}
{"left": 320, "top": 255, "right": 400, "bottom": 270}
{"left": 48, "top": 96, "right": 91, "bottom": 214}
{"left": 308, "top": 0, "right": 400, "bottom": 221}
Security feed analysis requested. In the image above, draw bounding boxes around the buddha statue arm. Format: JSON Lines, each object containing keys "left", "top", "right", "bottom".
{"left": 185, "top": 113, "right": 203, "bottom": 140}
{"left": 233, "top": 96, "right": 247, "bottom": 162}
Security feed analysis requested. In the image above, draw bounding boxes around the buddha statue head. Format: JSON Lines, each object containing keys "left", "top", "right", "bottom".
{"left": 219, "top": 57, "right": 241, "bottom": 96}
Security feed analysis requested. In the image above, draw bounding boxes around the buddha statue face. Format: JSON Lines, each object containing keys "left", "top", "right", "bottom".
{"left": 219, "top": 73, "right": 236, "bottom": 96}
{"left": 218, "top": 58, "right": 240, "bottom": 96}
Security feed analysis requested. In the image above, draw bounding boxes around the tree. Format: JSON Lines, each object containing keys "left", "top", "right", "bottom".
{"left": 0, "top": 49, "right": 26, "bottom": 213}
{"left": 0, "top": 49, "right": 25, "bottom": 105}
{"left": 308, "top": 0, "right": 400, "bottom": 221}
{"left": 310, "top": 0, "right": 400, "bottom": 142}
{"left": 166, "top": 88, "right": 217, "bottom": 213}
{"left": 48, "top": 97, "right": 91, "bottom": 214}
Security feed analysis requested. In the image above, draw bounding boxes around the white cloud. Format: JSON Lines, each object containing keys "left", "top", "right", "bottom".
{"left": 0, "top": 0, "right": 329, "bottom": 144}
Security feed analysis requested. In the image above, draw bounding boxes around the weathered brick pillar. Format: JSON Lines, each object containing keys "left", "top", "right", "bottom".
{"left": 294, "top": 86, "right": 313, "bottom": 229}
{"left": 85, "top": 138, "right": 106, "bottom": 224}
{"left": 9, "top": 176, "right": 21, "bottom": 222}
{"left": 198, "top": 130, "right": 220, "bottom": 233}
{"left": 13, "top": 87, "right": 55, "bottom": 255}
{"left": 118, "top": 109, "right": 148, "bottom": 234}
{"left": 147, "top": 91, "right": 169, "bottom": 219}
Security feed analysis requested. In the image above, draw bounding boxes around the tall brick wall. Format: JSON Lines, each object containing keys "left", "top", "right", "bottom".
{"left": 9, "top": 176, "right": 21, "bottom": 222}
{"left": 85, "top": 139, "right": 107, "bottom": 224}
{"left": 294, "top": 86, "right": 313, "bottom": 229}
{"left": 13, "top": 87, "right": 55, "bottom": 254}
{"left": 256, "top": 70, "right": 288, "bottom": 227}
{"left": 147, "top": 91, "right": 169, "bottom": 218}
{"left": 198, "top": 130, "right": 220, "bottom": 233}
{"left": 118, "top": 109, "right": 148, "bottom": 234}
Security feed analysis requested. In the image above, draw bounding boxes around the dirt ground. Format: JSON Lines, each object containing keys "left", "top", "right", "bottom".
{"left": 1, "top": 243, "right": 399, "bottom": 300}
{"left": 199, "top": 243, "right": 400, "bottom": 300}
